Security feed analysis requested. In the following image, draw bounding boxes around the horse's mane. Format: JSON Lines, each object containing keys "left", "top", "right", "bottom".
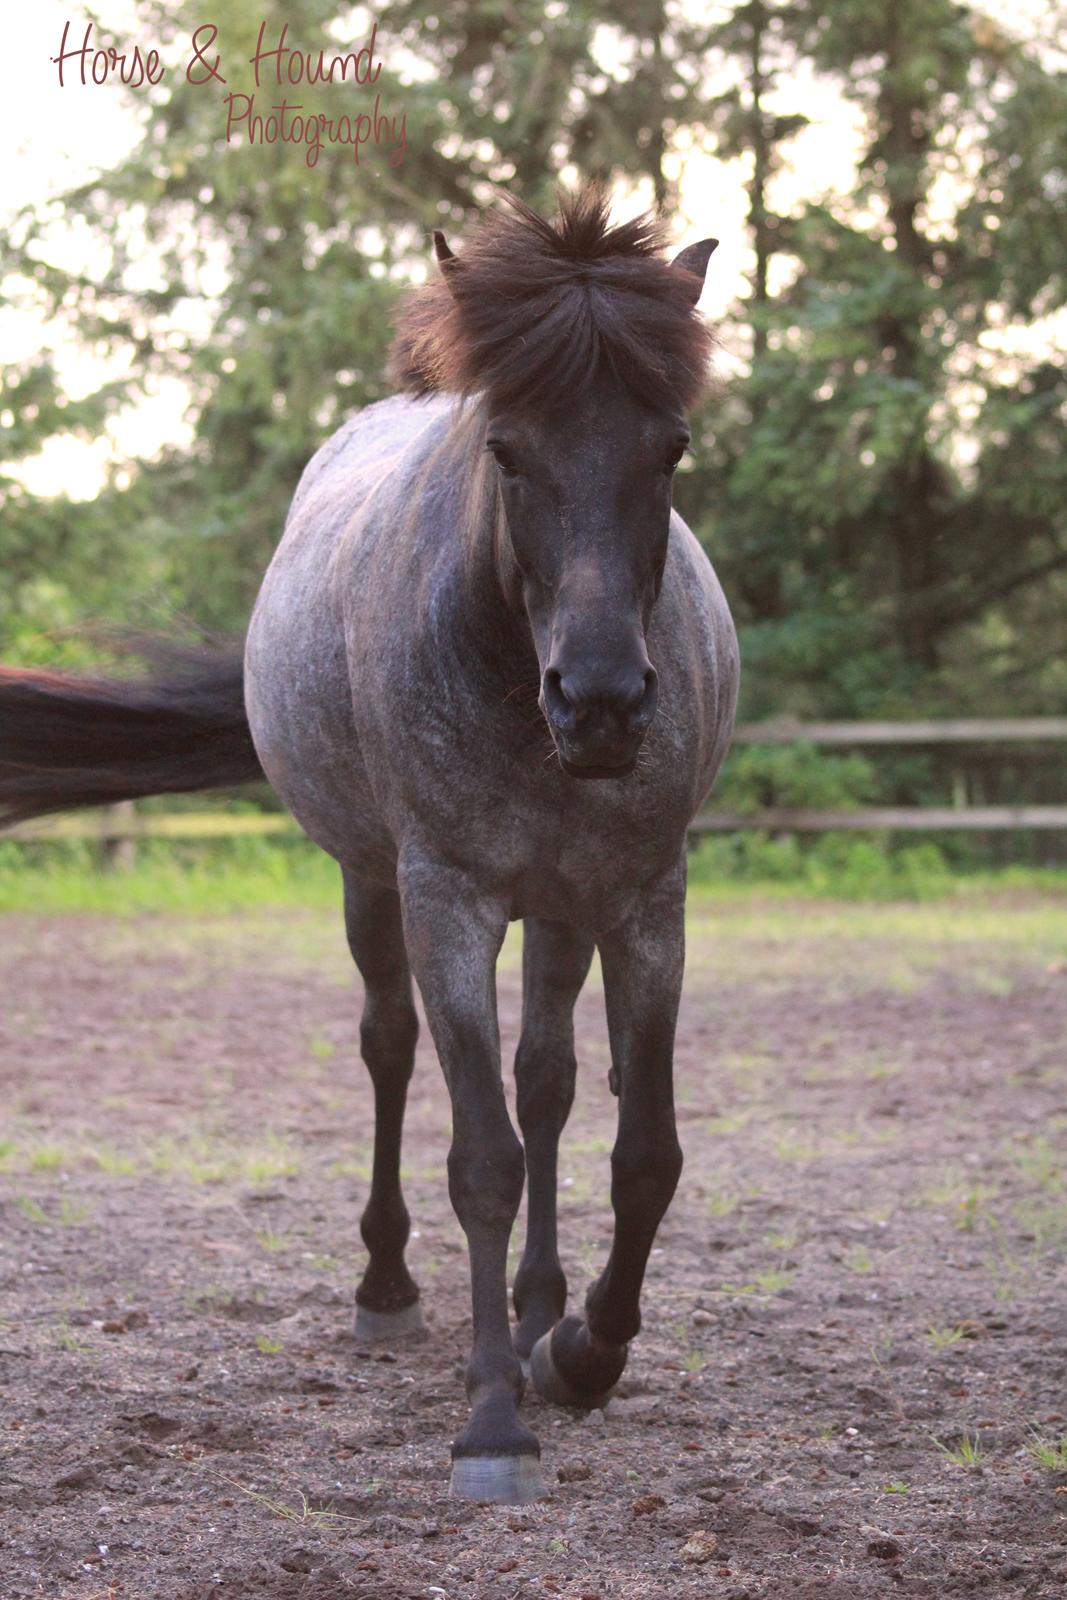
{"left": 388, "top": 186, "right": 714, "bottom": 412}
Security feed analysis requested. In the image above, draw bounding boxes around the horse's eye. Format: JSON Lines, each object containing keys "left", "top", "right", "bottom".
{"left": 486, "top": 440, "right": 521, "bottom": 479}
{"left": 664, "top": 440, "right": 689, "bottom": 474}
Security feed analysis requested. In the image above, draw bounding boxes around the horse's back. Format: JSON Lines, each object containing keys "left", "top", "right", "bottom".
{"left": 286, "top": 393, "right": 455, "bottom": 541}
{"left": 244, "top": 394, "right": 454, "bottom": 876}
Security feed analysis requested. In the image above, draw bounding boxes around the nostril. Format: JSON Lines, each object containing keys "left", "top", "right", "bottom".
{"left": 543, "top": 668, "right": 581, "bottom": 731}
{"left": 631, "top": 666, "right": 659, "bottom": 728}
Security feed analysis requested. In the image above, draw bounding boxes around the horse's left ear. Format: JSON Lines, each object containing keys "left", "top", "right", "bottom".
{"left": 433, "top": 230, "right": 461, "bottom": 299}
{"left": 670, "top": 239, "right": 718, "bottom": 305}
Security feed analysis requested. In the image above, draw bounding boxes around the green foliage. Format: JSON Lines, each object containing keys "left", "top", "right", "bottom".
{"left": 716, "top": 742, "right": 876, "bottom": 811}
{"left": 0, "top": 835, "right": 341, "bottom": 914}
{"left": 688, "top": 833, "right": 955, "bottom": 900}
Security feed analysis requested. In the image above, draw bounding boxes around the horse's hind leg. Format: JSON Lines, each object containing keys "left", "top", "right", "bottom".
{"left": 512, "top": 918, "right": 594, "bottom": 1362}
{"left": 343, "top": 869, "right": 424, "bottom": 1339}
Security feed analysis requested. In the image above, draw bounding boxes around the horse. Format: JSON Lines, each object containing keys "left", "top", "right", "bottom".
{"left": 0, "top": 187, "right": 739, "bottom": 1505}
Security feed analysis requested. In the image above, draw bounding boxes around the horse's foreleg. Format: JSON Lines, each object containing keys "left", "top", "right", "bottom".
{"left": 512, "top": 917, "right": 594, "bottom": 1361}
{"left": 343, "top": 871, "right": 423, "bottom": 1338}
{"left": 398, "top": 858, "right": 544, "bottom": 1504}
{"left": 529, "top": 863, "right": 685, "bottom": 1408}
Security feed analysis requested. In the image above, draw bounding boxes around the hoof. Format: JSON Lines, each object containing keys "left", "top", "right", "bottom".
{"left": 529, "top": 1322, "right": 623, "bottom": 1410}
{"left": 450, "top": 1453, "right": 547, "bottom": 1505}
{"left": 353, "top": 1300, "right": 426, "bottom": 1340}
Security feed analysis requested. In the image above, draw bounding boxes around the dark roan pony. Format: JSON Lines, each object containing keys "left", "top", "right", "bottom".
{"left": 0, "top": 188, "right": 739, "bottom": 1505}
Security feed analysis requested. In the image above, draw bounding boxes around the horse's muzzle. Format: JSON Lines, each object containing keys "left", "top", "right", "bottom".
{"left": 541, "top": 662, "right": 657, "bottom": 779}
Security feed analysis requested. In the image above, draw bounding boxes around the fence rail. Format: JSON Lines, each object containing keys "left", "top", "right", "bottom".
{"left": 4, "top": 717, "right": 1067, "bottom": 843}
{"left": 730, "top": 717, "right": 1067, "bottom": 746}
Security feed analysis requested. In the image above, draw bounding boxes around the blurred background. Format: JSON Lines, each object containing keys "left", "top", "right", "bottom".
{"left": 2, "top": 0, "right": 1066, "bottom": 891}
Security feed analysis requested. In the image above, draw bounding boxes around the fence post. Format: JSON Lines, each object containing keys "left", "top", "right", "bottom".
{"left": 101, "top": 801, "right": 137, "bottom": 870}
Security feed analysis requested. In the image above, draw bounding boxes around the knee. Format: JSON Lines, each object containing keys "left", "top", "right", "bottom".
{"left": 361, "top": 994, "right": 418, "bottom": 1078}
{"left": 448, "top": 1128, "right": 525, "bottom": 1231}
{"left": 514, "top": 1041, "right": 577, "bottom": 1134}
{"left": 611, "top": 1132, "right": 683, "bottom": 1211}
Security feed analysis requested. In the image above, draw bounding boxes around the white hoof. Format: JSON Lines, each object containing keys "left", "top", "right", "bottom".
{"left": 353, "top": 1300, "right": 426, "bottom": 1340}
{"left": 450, "top": 1453, "right": 547, "bottom": 1504}
{"left": 529, "top": 1328, "right": 614, "bottom": 1409}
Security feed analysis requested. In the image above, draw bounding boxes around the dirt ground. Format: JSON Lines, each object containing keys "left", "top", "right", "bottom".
{"left": 2, "top": 891, "right": 1067, "bottom": 1599}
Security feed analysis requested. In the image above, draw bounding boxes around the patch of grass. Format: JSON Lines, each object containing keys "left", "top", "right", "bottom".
{"left": 863, "top": 1060, "right": 903, "bottom": 1081}
{"left": 0, "top": 837, "right": 342, "bottom": 916}
{"left": 754, "top": 1265, "right": 795, "bottom": 1294}
{"left": 54, "top": 1319, "right": 87, "bottom": 1353}
{"left": 1013, "top": 1198, "right": 1067, "bottom": 1252}
{"left": 926, "top": 1322, "right": 965, "bottom": 1350}
{"left": 957, "top": 1188, "right": 995, "bottom": 1232}
{"left": 186, "top": 1284, "right": 234, "bottom": 1315}
{"left": 716, "top": 1266, "right": 794, "bottom": 1298}
{"left": 764, "top": 1227, "right": 800, "bottom": 1252}
{"left": 845, "top": 1245, "right": 876, "bottom": 1275}
{"left": 308, "top": 1034, "right": 336, "bottom": 1060}
{"left": 1010, "top": 1136, "right": 1063, "bottom": 1192}
{"left": 256, "top": 1229, "right": 287, "bottom": 1253}
{"left": 702, "top": 1109, "right": 757, "bottom": 1137}
{"left": 883, "top": 1480, "right": 910, "bottom": 1494}
{"left": 933, "top": 1432, "right": 985, "bottom": 1469}
{"left": 307, "top": 1253, "right": 341, "bottom": 1272}
{"left": 149, "top": 1131, "right": 300, "bottom": 1186}
{"left": 1027, "top": 1433, "right": 1067, "bottom": 1472}
{"left": 92, "top": 1146, "right": 140, "bottom": 1177}
{"left": 772, "top": 1133, "right": 821, "bottom": 1165}
{"left": 329, "top": 1157, "right": 371, "bottom": 1181}
{"left": 29, "top": 1145, "right": 74, "bottom": 1171}
{"left": 255, "top": 1334, "right": 283, "bottom": 1355}
{"left": 14, "top": 1193, "right": 88, "bottom": 1226}
{"left": 704, "top": 1186, "right": 755, "bottom": 1217}
{"left": 917, "top": 1170, "right": 998, "bottom": 1231}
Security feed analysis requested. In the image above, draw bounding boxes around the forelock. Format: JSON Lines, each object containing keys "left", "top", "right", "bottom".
{"left": 388, "top": 185, "right": 715, "bottom": 412}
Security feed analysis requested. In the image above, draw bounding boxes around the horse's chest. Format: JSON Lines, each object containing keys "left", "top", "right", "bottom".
{"left": 415, "top": 770, "right": 686, "bottom": 929}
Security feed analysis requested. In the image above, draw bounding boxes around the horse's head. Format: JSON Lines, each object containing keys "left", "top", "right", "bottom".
{"left": 483, "top": 361, "right": 706, "bottom": 777}
{"left": 392, "top": 188, "right": 717, "bottom": 777}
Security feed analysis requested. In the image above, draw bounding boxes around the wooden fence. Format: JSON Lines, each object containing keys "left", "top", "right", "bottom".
{"left": 5, "top": 717, "right": 1067, "bottom": 843}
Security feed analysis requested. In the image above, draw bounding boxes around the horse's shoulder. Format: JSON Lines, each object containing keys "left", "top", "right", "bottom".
{"left": 288, "top": 394, "right": 455, "bottom": 523}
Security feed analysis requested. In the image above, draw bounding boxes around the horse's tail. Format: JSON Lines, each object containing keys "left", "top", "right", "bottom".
{"left": 0, "top": 640, "right": 265, "bottom": 829}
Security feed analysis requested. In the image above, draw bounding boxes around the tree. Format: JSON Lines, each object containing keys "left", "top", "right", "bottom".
{"left": 692, "top": 0, "right": 1067, "bottom": 718}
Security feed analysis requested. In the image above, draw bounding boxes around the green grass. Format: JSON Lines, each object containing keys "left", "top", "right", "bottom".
{"left": 1027, "top": 1433, "right": 1067, "bottom": 1472}
{"left": 926, "top": 1322, "right": 965, "bottom": 1350}
{"left": 0, "top": 838, "right": 342, "bottom": 915}
{"left": 2, "top": 836, "right": 1067, "bottom": 916}
{"left": 148, "top": 1131, "right": 301, "bottom": 1186}
{"left": 933, "top": 1432, "right": 986, "bottom": 1469}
